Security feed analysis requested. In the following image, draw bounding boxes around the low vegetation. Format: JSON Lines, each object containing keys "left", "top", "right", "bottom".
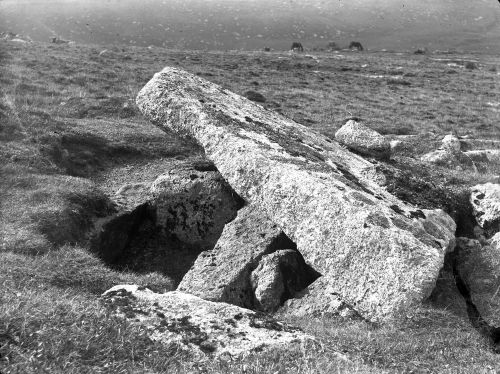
{"left": 1, "top": 40, "right": 499, "bottom": 372}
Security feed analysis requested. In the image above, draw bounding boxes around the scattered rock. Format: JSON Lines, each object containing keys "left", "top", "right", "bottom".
{"left": 421, "top": 149, "right": 461, "bottom": 168}
{"left": 137, "top": 67, "right": 456, "bottom": 322}
{"left": 178, "top": 206, "right": 301, "bottom": 309}
{"left": 251, "top": 249, "right": 319, "bottom": 313}
{"left": 455, "top": 235, "right": 500, "bottom": 328}
{"left": 470, "top": 183, "right": 500, "bottom": 237}
{"left": 335, "top": 120, "right": 391, "bottom": 159}
{"left": 465, "top": 61, "right": 478, "bottom": 70}
{"left": 421, "top": 134, "right": 475, "bottom": 170}
{"left": 102, "top": 285, "right": 314, "bottom": 357}
{"left": 464, "top": 150, "right": 500, "bottom": 165}
{"left": 244, "top": 90, "right": 266, "bottom": 103}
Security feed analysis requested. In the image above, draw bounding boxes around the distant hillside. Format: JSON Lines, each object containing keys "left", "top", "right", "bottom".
{"left": 1, "top": 0, "right": 499, "bottom": 52}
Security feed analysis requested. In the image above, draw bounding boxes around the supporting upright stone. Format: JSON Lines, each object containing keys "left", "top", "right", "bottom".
{"left": 178, "top": 205, "right": 293, "bottom": 309}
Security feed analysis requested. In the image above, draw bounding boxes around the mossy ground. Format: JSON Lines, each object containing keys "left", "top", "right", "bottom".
{"left": 0, "top": 40, "right": 499, "bottom": 372}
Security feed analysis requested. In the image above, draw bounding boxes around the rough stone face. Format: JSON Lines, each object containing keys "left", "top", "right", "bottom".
{"left": 177, "top": 205, "right": 296, "bottom": 309}
{"left": 250, "top": 249, "right": 319, "bottom": 313}
{"left": 335, "top": 120, "right": 391, "bottom": 159}
{"left": 455, "top": 235, "right": 500, "bottom": 328}
{"left": 151, "top": 162, "right": 243, "bottom": 250}
{"left": 280, "top": 277, "right": 358, "bottom": 319}
{"left": 470, "top": 183, "right": 500, "bottom": 236}
{"left": 137, "top": 67, "right": 456, "bottom": 322}
{"left": 102, "top": 285, "right": 314, "bottom": 357}
{"left": 420, "top": 134, "right": 474, "bottom": 170}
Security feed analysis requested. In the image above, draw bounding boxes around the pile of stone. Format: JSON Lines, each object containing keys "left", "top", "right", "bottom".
{"left": 98, "top": 67, "right": 500, "bottom": 356}
{"left": 421, "top": 134, "right": 500, "bottom": 170}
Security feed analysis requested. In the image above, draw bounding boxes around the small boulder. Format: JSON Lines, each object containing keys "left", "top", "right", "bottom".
{"left": 470, "top": 183, "right": 500, "bottom": 236}
{"left": 244, "top": 90, "right": 266, "bottom": 103}
{"left": 455, "top": 235, "right": 500, "bottom": 328}
{"left": 441, "top": 134, "right": 461, "bottom": 153}
{"left": 335, "top": 120, "right": 390, "bottom": 159}
{"left": 420, "top": 134, "right": 476, "bottom": 170}
{"left": 250, "top": 249, "right": 319, "bottom": 313}
{"left": 102, "top": 285, "right": 314, "bottom": 357}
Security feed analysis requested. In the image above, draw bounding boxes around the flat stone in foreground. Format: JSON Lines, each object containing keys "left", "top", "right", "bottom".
{"left": 102, "top": 285, "right": 314, "bottom": 357}
{"left": 137, "top": 67, "right": 456, "bottom": 322}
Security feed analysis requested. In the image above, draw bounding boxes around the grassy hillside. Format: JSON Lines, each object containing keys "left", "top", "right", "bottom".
{"left": 1, "top": 39, "right": 500, "bottom": 372}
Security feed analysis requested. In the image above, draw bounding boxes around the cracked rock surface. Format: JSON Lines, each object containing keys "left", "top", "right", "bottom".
{"left": 137, "top": 67, "right": 456, "bottom": 322}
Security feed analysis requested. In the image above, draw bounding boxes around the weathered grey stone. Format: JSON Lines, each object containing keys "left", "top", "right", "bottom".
{"left": 178, "top": 205, "right": 294, "bottom": 309}
{"left": 102, "top": 285, "right": 314, "bottom": 357}
{"left": 470, "top": 183, "right": 500, "bottom": 236}
{"left": 420, "top": 149, "right": 476, "bottom": 170}
{"left": 465, "top": 150, "right": 500, "bottom": 165}
{"left": 441, "top": 134, "right": 461, "bottom": 153}
{"left": 137, "top": 67, "right": 456, "bottom": 322}
{"left": 335, "top": 120, "right": 391, "bottom": 159}
{"left": 455, "top": 235, "right": 500, "bottom": 328}
{"left": 151, "top": 162, "right": 242, "bottom": 250}
{"left": 421, "top": 150, "right": 460, "bottom": 168}
{"left": 250, "top": 249, "right": 318, "bottom": 313}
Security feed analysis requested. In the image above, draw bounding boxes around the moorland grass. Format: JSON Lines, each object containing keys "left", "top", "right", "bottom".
{"left": 1, "top": 39, "right": 499, "bottom": 372}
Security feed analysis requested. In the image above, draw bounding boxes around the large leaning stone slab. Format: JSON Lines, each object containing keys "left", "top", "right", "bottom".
{"left": 137, "top": 67, "right": 456, "bottom": 322}
{"left": 102, "top": 285, "right": 314, "bottom": 357}
{"left": 177, "top": 205, "right": 293, "bottom": 309}
{"left": 455, "top": 235, "right": 500, "bottom": 328}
